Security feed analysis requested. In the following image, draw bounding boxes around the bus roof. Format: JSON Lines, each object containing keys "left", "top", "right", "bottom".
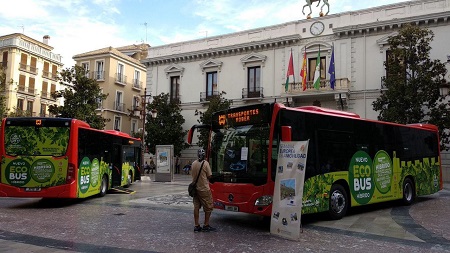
{"left": 296, "top": 106, "right": 361, "bottom": 118}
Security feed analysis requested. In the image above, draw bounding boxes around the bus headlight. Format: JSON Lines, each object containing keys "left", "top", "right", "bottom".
{"left": 255, "top": 195, "right": 273, "bottom": 206}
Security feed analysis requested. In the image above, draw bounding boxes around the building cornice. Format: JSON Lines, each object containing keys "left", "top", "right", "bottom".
{"left": 334, "top": 11, "right": 450, "bottom": 37}
{"left": 142, "top": 35, "right": 300, "bottom": 66}
{"left": 0, "top": 35, "right": 62, "bottom": 65}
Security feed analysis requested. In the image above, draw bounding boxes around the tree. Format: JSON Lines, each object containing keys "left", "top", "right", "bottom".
{"left": 195, "top": 91, "right": 232, "bottom": 149}
{"left": 48, "top": 65, "right": 109, "bottom": 129}
{"left": 0, "top": 66, "right": 9, "bottom": 117}
{"left": 145, "top": 93, "right": 188, "bottom": 155}
{"left": 372, "top": 24, "right": 450, "bottom": 150}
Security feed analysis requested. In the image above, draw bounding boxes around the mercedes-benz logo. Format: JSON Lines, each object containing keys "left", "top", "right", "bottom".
{"left": 228, "top": 193, "right": 234, "bottom": 202}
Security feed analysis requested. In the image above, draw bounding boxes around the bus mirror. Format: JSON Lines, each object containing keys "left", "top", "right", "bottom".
{"left": 281, "top": 126, "right": 292, "bottom": 141}
{"left": 187, "top": 128, "right": 194, "bottom": 144}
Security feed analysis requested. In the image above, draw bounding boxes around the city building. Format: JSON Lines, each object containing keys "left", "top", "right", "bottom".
{"left": 73, "top": 44, "right": 148, "bottom": 135}
{"left": 142, "top": 0, "right": 450, "bottom": 177}
{"left": 0, "top": 33, "right": 63, "bottom": 117}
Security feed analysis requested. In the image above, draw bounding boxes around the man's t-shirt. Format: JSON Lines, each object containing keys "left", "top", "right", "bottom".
{"left": 191, "top": 159, "right": 212, "bottom": 191}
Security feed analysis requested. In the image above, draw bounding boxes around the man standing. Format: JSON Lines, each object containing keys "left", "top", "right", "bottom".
{"left": 191, "top": 149, "right": 216, "bottom": 232}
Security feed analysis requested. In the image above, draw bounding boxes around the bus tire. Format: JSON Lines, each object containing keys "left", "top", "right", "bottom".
{"left": 402, "top": 178, "right": 415, "bottom": 205}
{"left": 99, "top": 175, "right": 108, "bottom": 197}
{"left": 328, "top": 184, "right": 348, "bottom": 220}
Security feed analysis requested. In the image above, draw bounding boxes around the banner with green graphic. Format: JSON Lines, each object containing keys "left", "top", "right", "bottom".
{"left": 1, "top": 156, "right": 68, "bottom": 187}
{"left": 77, "top": 157, "right": 109, "bottom": 198}
{"left": 300, "top": 149, "right": 440, "bottom": 214}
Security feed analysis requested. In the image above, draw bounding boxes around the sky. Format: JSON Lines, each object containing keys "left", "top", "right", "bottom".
{"left": 1, "top": 0, "right": 408, "bottom": 67}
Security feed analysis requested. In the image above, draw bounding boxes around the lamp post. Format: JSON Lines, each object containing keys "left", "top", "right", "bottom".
{"left": 141, "top": 88, "right": 157, "bottom": 168}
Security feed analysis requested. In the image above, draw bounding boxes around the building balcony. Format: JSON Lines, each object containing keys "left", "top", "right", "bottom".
{"left": 242, "top": 87, "right": 264, "bottom": 99}
{"left": 285, "top": 78, "right": 350, "bottom": 93}
{"left": 115, "top": 73, "right": 127, "bottom": 86}
{"left": 17, "top": 85, "right": 36, "bottom": 96}
{"left": 170, "top": 97, "right": 181, "bottom": 104}
{"left": 0, "top": 61, "right": 7, "bottom": 69}
{"left": 12, "top": 109, "right": 36, "bottom": 117}
{"left": 132, "top": 79, "right": 142, "bottom": 90}
{"left": 114, "top": 102, "right": 126, "bottom": 112}
{"left": 19, "top": 63, "right": 38, "bottom": 74}
{"left": 43, "top": 71, "right": 58, "bottom": 80}
{"left": 94, "top": 71, "right": 105, "bottom": 81}
{"left": 200, "top": 91, "right": 219, "bottom": 102}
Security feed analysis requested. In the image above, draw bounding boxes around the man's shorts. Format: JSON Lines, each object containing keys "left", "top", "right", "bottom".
{"left": 193, "top": 190, "right": 213, "bottom": 212}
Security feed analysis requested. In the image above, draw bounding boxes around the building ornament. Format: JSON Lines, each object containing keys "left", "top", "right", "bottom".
{"left": 164, "top": 64, "right": 185, "bottom": 78}
{"left": 199, "top": 58, "right": 223, "bottom": 73}
{"left": 240, "top": 52, "right": 267, "bottom": 68}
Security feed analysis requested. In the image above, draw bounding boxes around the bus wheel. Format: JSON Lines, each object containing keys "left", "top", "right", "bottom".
{"left": 402, "top": 178, "right": 415, "bottom": 205}
{"left": 328, "top": 184, "right": 348, "bottom": 220}
{"left": 99, "top": 175, "right": 108, "bottom": 197}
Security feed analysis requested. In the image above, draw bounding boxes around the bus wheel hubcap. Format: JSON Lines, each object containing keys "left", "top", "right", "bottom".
{"left": 404, "top": 183, "right": 412, "bottom": 201}
{"left": 331, "top": 191, "right": 345, "bottom": 214}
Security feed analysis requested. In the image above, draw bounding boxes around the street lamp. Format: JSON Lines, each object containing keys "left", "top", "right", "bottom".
{"left": 141, "top": 88, "right": 157, "bottom": 158}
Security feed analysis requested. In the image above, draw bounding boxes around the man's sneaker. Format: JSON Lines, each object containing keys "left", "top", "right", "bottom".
{"left": 194, "top": 225, "right": 202, "bottom": 232}
{"left": 202, "top": 225, "right": 216, "bottom": 232}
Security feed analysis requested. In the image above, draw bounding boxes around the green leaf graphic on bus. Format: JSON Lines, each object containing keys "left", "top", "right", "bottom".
{"left": 4, "top": 126, "right": 69, "bottom": 156}
{"left": 398, "top": 156, "right": 440, "bottom": 196}
{"left": 302, "top": 174, "right": 335, "bottom": 214}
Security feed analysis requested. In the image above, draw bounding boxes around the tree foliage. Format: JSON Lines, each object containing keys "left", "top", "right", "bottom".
{"left": 48, "top": 65, "right": 109, "bottom": 129}
{"left": 0, "top": 67, "right": 9, "bottom": 117}
{"left": 145, "top": 93, "right": 188, "bottom": 155}
{"left": 372, "top": 24, "right": 450, "bottom": 150}
{"left": 195, "top": 91, "right": 232, "bottom": 149}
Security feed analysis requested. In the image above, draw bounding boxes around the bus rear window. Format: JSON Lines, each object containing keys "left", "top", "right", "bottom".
{"left": 5, "top": 126, "right": 70, "bottom": 156}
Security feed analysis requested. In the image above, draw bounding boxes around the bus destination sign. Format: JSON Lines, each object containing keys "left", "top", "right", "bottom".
{"left": 213, "top": 103, "right": 271, "bottom": 128}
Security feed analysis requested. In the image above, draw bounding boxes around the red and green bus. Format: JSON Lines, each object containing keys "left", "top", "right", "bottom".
{"left": 0, "top": 117, "right": 142, "bottom": 198}
{"left": 188, "top": 103, "right": 442, "bottom": 219}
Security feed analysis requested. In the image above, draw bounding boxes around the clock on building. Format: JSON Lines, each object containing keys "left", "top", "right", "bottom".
{"left": 310, "top": 21, "right": 325, "bottom": 36}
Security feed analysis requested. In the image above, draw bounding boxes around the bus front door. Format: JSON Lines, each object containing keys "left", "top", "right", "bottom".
{"left": 111, "top": 144, "right": 122, "bottom": 187}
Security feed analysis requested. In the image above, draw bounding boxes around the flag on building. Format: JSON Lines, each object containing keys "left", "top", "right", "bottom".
{"left": 300, "top": 48, "right": 307, "bottom": 91}
{"left": 285, "top": 50, "right": 295, "bottom": 92}
{"left": 313, "top": 46, "right": 321, "bottom": 90}
{"left": 329, "top": 43, "right": 336, "bottom": 90}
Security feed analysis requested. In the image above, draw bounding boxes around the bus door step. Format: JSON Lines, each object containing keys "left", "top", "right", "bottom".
{"left": 109, "top": 186, "right": 136, "bottom": 194}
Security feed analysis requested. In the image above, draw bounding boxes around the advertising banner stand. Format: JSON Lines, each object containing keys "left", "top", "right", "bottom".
{"left": 155, "top": 145, "right": 174, "bottom": 182}
{"left": 270, "top": 140, "right": 309, "bottom": 241}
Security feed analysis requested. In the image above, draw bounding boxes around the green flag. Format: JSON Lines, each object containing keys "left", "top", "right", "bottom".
{"left": 313, "top": 48, "right": 321, "bottom": 90}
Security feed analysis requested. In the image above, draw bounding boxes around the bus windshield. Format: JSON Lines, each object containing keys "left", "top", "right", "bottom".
{"left": 211, "top": 124, "right": 270, "bottom": 185}
{"left": 5, "top": 125, "right": 70, "bottom": 156}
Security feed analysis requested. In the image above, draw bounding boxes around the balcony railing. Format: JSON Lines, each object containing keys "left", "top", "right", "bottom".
{"left": 41, "top": 90, "right": 50, "bottom": 99}
{"left": 242, "top": 87, "right": 264, "bottom": 99}
{"left": 19, "top": 63, "right": 38, "bottom": 74}
{"left": 285, "top": 78, "right": 350, "bottom": 93}
{"left": 17, "top": 85, "right": 36, "bottom": 95}
{"left": 94, "top": 71, "right": 105, "bottom": 81}
{"left": 170, "top": 97, "right": 181, "bottom": 104}
{"left": 115, "top": 73, "right": 127, "bottom": 85}
{"left": 0, "top": 61, "right": 7, "bottom": 68}
{"left": 114, "top": 102, "right": 126, "bottom": 112}
{"left": 200, "top": 91, "right": 219, "bottom": 102}
{"left": 131, "top": 105, "right": 141, "bottom": 111}
{"left": 42, "top": 71, "right": 58, "bottom": 80}
{"left": 132, "top": 79, "right": 142, "bottom": 90}
{"left": 12, "top": 109, "right": 36, "bottom": 117}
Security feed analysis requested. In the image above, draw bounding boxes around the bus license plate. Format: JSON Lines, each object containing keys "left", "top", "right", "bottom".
{"left": 25, "top": 187, "right": 41, "bottom": 192}
{"left": 225, "top": 205, "right": 238, "bottom": 212}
